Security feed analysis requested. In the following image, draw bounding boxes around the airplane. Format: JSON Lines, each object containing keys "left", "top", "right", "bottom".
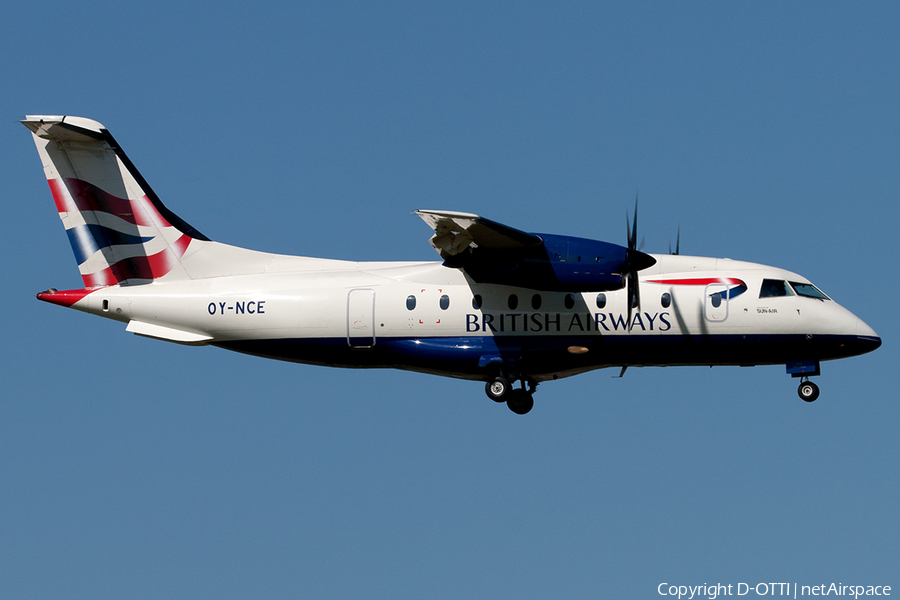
{"left": 23, "top": 115, "right": 881, "bottom": 415}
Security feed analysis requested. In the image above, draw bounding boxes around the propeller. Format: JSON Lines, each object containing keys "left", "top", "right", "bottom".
{"left": 623, "top": 196, "right": 657, "bottom": 331}
{"left": 669, "top": 225, "right": 681, "bottom": 255}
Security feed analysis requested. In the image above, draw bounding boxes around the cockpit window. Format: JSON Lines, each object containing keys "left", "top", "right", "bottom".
{"left": 789, "top": 281, "right": 830, "bottom": 300}
{"left": 759, "top": 279, "right": 794, "bottom": 298}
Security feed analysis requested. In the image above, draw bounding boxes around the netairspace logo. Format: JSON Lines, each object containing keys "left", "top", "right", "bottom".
{"left": 657, "top": 583, "right": 891, "bottom": 599}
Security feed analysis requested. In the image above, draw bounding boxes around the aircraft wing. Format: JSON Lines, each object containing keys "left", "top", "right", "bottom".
{"left": 415, "top": 210, "right": 543, "bottom": 259}
{"left": 415, "top": 209, "right": 636, "bottom": 292}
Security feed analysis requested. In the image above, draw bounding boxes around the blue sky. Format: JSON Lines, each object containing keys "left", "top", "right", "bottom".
{"left": 1, "top": 2, "right": 897, "bottom": 598}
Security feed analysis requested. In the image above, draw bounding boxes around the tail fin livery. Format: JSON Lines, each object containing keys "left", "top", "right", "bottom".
{"left": 23, "top": 115, "right": 208, "bottom": 287}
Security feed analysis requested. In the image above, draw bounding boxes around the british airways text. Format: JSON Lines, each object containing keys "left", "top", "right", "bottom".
{"left": 466, "top": 311, "right": 671, "bottom": 333}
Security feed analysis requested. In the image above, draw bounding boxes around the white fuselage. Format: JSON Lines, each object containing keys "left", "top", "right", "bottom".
{"left": 60, "top": 249, "right": 878, "bottom": 382}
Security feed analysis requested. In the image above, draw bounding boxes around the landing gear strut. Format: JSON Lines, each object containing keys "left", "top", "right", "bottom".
{"left": 484, "top": 374, "right": 537, "bottom": 415}
{"left": 798, "top": 378, "right": 820, "bottom": 402}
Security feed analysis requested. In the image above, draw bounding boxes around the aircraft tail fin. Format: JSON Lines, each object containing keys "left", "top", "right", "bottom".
{"left": 23, "top": 115, "right": 209, "bottom": 287}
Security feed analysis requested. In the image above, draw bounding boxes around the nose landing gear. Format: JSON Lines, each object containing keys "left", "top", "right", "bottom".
{"left": 798, "top": 378, "right": 820, "bottom": 402}
{"left": 485, "top": 374, "right": 537, "bottom": 414}
{"left": 788, "top": 360, "right": 821, "bottom": 403}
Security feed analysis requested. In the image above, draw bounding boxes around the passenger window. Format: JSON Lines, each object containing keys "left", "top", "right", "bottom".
{"left": 759, "top": 279, "right": 793, "bottom": 298}
{"left": 661, "top": 292, "right": 671, "bottom": 309}
{"left": 710, "top": 292, "right": 722, "bottom": 308}
{"left": 596, "top": 293, "right": 606, "bottom": 309}
{"left": 531, "top": 294, "right": 542, "bottom": 310}
{"left": 508, "top": 294, "right": 519, "bottom": 310}
{"left": 472, "top": 294, "right": 482, "bottom": 310}
{"left": 440, "top": 295, "right": 450, "bottom": 310}
{"left": 564, "top": 294, "right": 575, "bottom": 309}
{"left": 406, "top": 295, "right": 417, "bottom": 310}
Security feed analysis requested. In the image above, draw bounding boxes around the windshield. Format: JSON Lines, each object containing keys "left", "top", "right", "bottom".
{"left": 789, "top": 281, "right": 830, "bottom": 300}
{"left": 759, "top": 279, "right": 794, "bottom": 298}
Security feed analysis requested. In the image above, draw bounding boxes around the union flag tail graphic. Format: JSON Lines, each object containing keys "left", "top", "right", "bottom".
{"left": 23, "top": 115, "right": 208, "bottom": 287}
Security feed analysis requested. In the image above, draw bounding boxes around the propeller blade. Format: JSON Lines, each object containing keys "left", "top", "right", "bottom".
{"left": 630, "top": 195, "right": 638, "bottom": 251}
{"left": 627, "top": 271, "right": 642, "bottom": 332}
{"left": 626, "top": 273, "right": 634, "bottom": 331}
{"left": 669, "top": 225, "right": 681, "bottom": 255}
{"left": 633, "top": 273, "right": 641, "bottom": 313}
{"left": 626, "top": 212, "right": 633, "bottom": 250}
{"left": 622, "top": 195, "right": 655, "bottom": 332}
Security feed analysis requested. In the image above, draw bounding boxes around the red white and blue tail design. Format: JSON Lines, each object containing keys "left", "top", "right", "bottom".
{"left": 23, "top": 115, "right": 209, "bottom": 287}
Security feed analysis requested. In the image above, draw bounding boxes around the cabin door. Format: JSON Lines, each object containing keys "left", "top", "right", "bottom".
{"left": 347, "top": 289, "right": 376, "bottom": 347}
{"left": 704, "top": 283, "right": 729, "bottom": 322}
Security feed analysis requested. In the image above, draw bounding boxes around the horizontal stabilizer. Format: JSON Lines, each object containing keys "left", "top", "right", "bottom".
{"left": 126, "top": 320, "right": 213, "bottom": 345}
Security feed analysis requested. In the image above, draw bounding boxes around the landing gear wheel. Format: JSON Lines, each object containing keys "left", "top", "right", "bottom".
{"left": 485, "top": 376, "right": 511, "bottom": 402}
{"left": 506, "top": 390, "right": 534, "bottom": 415}
{"left": 798, "top": 381, "right": 819, "bottom": 402}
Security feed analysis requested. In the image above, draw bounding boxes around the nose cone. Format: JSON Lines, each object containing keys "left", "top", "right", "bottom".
{"left": 851, "top": 317, "right": 881, "bottom": 356}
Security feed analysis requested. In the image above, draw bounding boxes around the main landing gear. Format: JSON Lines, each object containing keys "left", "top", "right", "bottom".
{"left": 797, "top": 378, "right": 820, "bottom": 402}
{"left": 485, "top": 375, "right": 537, "bottom": 415}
